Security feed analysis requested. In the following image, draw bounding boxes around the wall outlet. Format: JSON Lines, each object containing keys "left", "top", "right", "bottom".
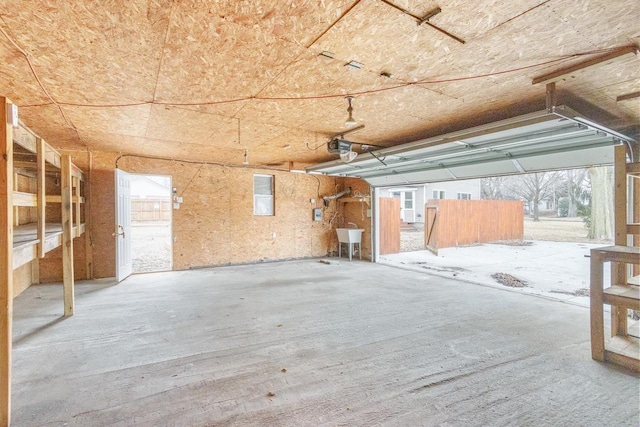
{"left": 272, "top": 232, "right": 277, "bottom": 239}
{"left": 313, "top": 208, "right": 322, "bottom": 221}
{"left": 177, "top": 196, "right": 183, "bottom": 203}
{"left": 173, "top": 203, "right": 180, "bottom": 209}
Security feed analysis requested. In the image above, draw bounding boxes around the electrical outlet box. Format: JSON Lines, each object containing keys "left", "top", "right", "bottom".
{"left": 177, "top": 196, "right": 183, "bottom": 203}
{"left": 366, "top": 209, "right": 372, "bottom": 218}
{"left": 313, "top": 208, "right": 322, "bottom": 221}
{"left": 173, "top": 203, "right": 180, "bottom": 209}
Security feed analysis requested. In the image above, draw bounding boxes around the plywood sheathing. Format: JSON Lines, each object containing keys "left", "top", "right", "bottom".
{"left": 0, "top": 0, "right": 637, "bottom": 167}
{"left": 153, "top": 4, "right": 307, "bottom": 104}
{"left": 81, "top": 151, "right": 362, "bottom": 279}
{"left": 0, "top": 1, "right": 170, "bottom": 104}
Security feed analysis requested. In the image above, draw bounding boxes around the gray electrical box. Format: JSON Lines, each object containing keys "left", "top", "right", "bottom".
{"left": 313, "top": 208, "right": 322, "bottom": 221}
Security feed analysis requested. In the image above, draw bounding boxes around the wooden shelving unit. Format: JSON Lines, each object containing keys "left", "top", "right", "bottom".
{"left": 590, "top": 145, "right": 640, "bottom": 371}
{"left": 1, "top": 96, "right": 88, "bottom": 424}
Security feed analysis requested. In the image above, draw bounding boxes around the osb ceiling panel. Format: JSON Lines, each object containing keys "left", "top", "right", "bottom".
{"left": 0, "top": 0, "right": 170, "bottom": 103}
{"left": 0, "top": 0, "right": 637, "bottom": 169}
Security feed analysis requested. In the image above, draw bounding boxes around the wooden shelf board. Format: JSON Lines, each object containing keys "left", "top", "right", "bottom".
{"left": 603, "top": 285, "right": 640, "bottom": 310}
{"left": 604, "top": 335, "right": 640, "bottom": 371}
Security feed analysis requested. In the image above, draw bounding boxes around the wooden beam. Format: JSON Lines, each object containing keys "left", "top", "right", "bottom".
{"left": 12, "top": 191, "right": 37, "bottom": 207}
{"left": 74, "top": 177, "right": 81, "bottom": 232}
{"left": 0, "top": 96, "right": 15, "bottom": 427}
{"left": 61, "top": 154, "right": 74, "bottom": 317}
{"left": 45, "top": 195, "right": 84, "bottom": 204}
{"left": 617, "top": 91, "right": 640, "bottom": 102}
{"left": 85, "top": 152, "right": 93, "bottom": 279}
{"left": 12, "top": 173, "right": 19, "bottom": 227}
{"left": 627, "top": 162, "right": 640, "bottom": 176}
{"left": 612, "top": 145, "right": 628, "bottom": 336}
{"left": 37, "top": 138, "right": 46, "bottom": 259}
{"left": 532, "top": 45, "right": 639, "bottom": 85}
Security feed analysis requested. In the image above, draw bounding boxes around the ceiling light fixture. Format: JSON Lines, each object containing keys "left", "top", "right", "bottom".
{"left": 345, "top": 96, "right": 357, "bottom": 126}
{"left": 344, "top": 60, "right": 363, "bottom": 70}
{"left": 319, "top": 51, "right": 335, "bottom": 60}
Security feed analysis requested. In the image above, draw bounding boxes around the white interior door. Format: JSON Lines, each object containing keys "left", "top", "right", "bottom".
{"left": 115, "top": 168, "right": 132, "bottom": 282}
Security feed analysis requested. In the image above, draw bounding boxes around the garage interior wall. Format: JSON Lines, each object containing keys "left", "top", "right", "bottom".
{"left": 30, "top": 151, "right": 372, "bottom": 282}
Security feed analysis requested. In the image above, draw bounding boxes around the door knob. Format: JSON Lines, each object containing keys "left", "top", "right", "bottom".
{"left": 113, "top": 224, "right": 126, "bottom": 238}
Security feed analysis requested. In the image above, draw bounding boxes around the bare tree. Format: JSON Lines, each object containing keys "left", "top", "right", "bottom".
{"left": 506, "top": 172, "right": 560, "bottom": 221}
{"left": 481, "top": 176, "right": 507, "bottom": 200}
{"left": 564, "top": 169, "right": 589, "bottom": 217}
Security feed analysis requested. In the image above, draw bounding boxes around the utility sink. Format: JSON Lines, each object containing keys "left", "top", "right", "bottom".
{"left": 336, "top": 228, "right": 364, "bottom": 261}
{"left": 336, "top": 228, "right": 364, "bottom": 244}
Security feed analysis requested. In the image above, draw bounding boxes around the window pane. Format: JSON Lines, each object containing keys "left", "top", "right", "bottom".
{"left": 254, "top": 195, "right": 274, "bottom": 215}
{"left": 254, "top": 175, "right": 273, "bottom": 195}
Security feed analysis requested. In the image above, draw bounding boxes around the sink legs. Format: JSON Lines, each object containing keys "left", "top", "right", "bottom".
{"left": 338, "top": 242, "right": 361, "bottom": 261}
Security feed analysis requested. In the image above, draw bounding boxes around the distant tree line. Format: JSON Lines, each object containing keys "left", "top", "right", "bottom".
{"left": 480, "top": 166, "right": 613, "bottom": 240}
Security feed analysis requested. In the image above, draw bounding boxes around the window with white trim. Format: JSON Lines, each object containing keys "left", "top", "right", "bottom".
{"left": 457, "top": 192, "right": 472, "bottom": 200}
{"left": 432, "top": 190, "right": 445, "bottom": 199}
{"left": 253, "top": 174, "right": 274, "bottom": 216}
{"left": 404, "top": 191, "right": 414, "bottom": 209}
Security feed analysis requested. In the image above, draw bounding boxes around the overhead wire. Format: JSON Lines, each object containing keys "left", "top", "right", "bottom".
{"left": 15, "top": 48, "right": 620, "bottom": 110}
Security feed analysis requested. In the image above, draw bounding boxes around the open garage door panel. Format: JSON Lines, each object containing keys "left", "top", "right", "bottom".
{"left": 307, "top": 106, "right": 635, "bottom": 187}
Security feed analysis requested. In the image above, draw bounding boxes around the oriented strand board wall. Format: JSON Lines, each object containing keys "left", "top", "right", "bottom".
{"left": 426, "top": 199, "right": 524, "bottom": 249}
{"left": 85, "top": 151, "right": 369, "bottom": 278}
{"left": 337, "top": 177, "right": 372, "bottom": 259}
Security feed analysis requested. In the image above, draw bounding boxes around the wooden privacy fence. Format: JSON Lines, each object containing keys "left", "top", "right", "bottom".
{"left": 379, "top": 197, "right": 401, "bottom": 255}
{"left": 425, "top": 200, "right": 524, "bottom": 254}
{"left": 131, "top": 198, "right": 171, "bottom": 222}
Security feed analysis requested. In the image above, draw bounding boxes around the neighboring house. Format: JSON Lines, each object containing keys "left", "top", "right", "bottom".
{"left": 379, "top": 179, "right": 481, "bottom": 223}
{"left": 131, "top": 175, "right": 172, "bottom": 199}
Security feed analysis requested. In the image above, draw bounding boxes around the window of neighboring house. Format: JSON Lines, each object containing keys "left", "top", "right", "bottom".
{"left": 457, "top": 192, "right": 471, "bottom": 200}
{"left": 432, "top": 190, "right": 445, "bottom": 199}
{"left": 546, "top": 200, "right": 553, "bottom": 210}
{"left": 404, "top": 192, "right": 414, "bottom": 209}
{"left": 253, "top": 174, "right": 274, "bottom": 216}
{"left": 391, "top": 191, "right": 401, "bottom": 198}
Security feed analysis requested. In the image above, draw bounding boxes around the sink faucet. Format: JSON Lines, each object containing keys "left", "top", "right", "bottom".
{"left": 347, "top": 222, "right": 357, "bottom": 228}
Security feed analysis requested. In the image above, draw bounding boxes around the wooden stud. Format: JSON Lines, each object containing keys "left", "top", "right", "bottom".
{"left": 12, "top": 173, "right": 19, "bottom": 227}
{"left": 74, "top": 177, "right": 81, "bottom": 235}
{"left": 0, "top": 97, "right": 15, "bottom": 427}
{"left": 532, "top": 45, "right": 639, "bottom": 85}
{"left": 85, "top": 152, "right": 93, "bottom": 279}
{"left": 61, "top": 154, "right": 74, "bottom": 317}
{"left": 31, "top": 259, "right": 39, "bottom": 286}
{"left": 612, "top": 145, "right": 628, "bottom": 336}
{"left": 37, "top": 137, "right": 46, "bottom": 259}
{"left": 590, "top": 249, "right": 605, "bottom": 362}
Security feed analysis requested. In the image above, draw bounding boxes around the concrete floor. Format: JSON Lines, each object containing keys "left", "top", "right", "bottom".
{"left": 12, "top": 260, "right": 640, "bottom": 426}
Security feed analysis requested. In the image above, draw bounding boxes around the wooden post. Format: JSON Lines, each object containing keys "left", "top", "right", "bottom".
{"left": 1, "top": 97, "right": 15, "bottom": 427}
{"left": 612, "top": 145, "right": 627, "bottom": 336}
{"left": 84, "top": 152, "right": 93, "bottom": 279}
{"left": 12, "top": 172, "right": 19, "bottom": 227}
{"left": 61, "top": 154, "right": 74, "bottom": 317}
{"left": 36, "top": 138, "right": 46, "bottom": 259}
{"left": 590, "top": 250, "right": 605, "bottom": 362}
